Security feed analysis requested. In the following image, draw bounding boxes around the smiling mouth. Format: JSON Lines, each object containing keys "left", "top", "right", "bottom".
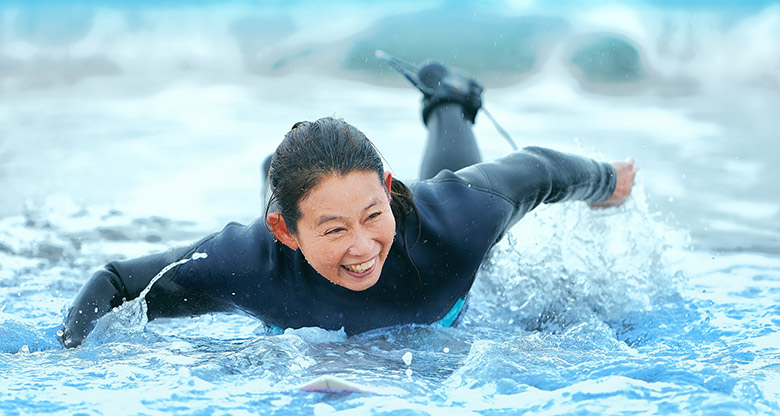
{"left": 341, "top": 258, "right": 376, "bottom": 274}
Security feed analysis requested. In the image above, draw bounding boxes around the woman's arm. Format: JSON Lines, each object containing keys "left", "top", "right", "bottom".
{"left": 453, "top": 146, "right": 626, "bottom": 228}
{"left": 60, "top": 242, "right": 228, "bottom": 348}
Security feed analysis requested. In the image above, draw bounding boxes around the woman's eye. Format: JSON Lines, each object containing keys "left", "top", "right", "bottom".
{"left": 367, "top": 211, "right": 382, "bottom": 221}
{"left": 325, "top": 227, "right": 345, "bottom": 235}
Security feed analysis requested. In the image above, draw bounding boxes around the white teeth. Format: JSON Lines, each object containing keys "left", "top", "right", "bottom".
{"left": 343, "top": 258, "right": 375, "bottom": 273}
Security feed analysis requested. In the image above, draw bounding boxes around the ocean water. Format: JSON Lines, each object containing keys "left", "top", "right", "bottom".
{"left": 1, "top": 1, "right": 779, "bottom": 415}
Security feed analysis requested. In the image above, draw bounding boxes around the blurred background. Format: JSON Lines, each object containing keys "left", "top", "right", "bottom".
{"left": 1, "top": 0, "right": 778, "bottom": 254}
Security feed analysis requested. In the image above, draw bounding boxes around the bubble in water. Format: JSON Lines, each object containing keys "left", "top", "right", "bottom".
{"left": 402, "top": 351, "right": 413, "bottom": 366}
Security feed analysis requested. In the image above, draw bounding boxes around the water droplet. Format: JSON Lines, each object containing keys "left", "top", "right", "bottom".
{"left": 443, "top": 347, "right": 450, "bottom": 353}
{"left": 56, "top": 329, "right": 64, "bottom": 337}
{"left": 402, "top": 351, "right": 413, "bottom": 366}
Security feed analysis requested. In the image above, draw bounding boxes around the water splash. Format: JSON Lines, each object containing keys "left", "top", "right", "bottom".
{"left": 0, "top": 315, "right": 61, "bottom": 353}
{"left": 85, "top": 252, "right": 208, "bottom": 346}
{"left": 468, "top": 184, "right": 688, "bottom": 332}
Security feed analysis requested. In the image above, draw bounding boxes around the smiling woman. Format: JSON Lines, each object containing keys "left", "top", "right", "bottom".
{"left": 59, "top": 59, "right": 635, "bottom": 348}
{"left": 278, "top": 171, "right": 396, "bottom": 292}
{"left": 263, "top": 119, "right": 399, "bottom": 292}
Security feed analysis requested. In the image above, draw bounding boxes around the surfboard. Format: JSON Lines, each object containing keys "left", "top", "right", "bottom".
{"left": 298, "top": 375, "right": 407, "bottom": 395}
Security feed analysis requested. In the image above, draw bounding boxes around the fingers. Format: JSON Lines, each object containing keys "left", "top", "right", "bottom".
{"left": 626, "top": 157, "right": 638, "bottom": 174}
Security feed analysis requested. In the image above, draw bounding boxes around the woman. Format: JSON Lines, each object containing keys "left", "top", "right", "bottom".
{"left": 60, "top": 61, "right": 637, "bottom": 348}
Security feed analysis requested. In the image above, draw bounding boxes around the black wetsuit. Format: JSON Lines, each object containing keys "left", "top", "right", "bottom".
{"left": 60, "top": 105, "right": 616, "bottom": 347}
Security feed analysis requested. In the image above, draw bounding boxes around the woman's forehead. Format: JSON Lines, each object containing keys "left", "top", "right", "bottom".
{"left": 298, "top": 171, "right": 388, "bottom": 220}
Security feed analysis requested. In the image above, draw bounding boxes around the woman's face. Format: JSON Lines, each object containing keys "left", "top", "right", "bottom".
{"left": 281, "top": 170, "right": 396, "bottom": 291}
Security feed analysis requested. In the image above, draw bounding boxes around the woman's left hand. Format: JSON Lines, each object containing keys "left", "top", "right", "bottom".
{"left": 589, "top": 157, "right": 638, "bottom": 209}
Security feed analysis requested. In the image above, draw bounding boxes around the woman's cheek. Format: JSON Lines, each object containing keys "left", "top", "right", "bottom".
{"left": 381, "top": 217, "right": 396, "bottom": 247}
{"left": 326, "top": 241, "right": 349, "bottom": 264}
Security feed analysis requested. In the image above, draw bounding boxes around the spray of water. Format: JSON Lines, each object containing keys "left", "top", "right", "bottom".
{"left": 467, "top": 183, "right": 688, "bottom": 332}
{"left": 85, "top": 252, "right": 208, "bottom": 345}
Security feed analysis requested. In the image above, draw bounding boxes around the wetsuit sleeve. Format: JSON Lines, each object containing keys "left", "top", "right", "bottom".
{"left": 454, "top": 146, "right": 616, "bottom": 228}
{"left": 60, "top": 241, "right": 229, "bottom": 348}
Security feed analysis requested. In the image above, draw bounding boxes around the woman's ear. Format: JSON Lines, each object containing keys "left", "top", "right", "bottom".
{"left": 383, "top": 171, "right": 393, "bottom": 197}
{"left": 266, "top": 212, "right": 299, "bottom": 250}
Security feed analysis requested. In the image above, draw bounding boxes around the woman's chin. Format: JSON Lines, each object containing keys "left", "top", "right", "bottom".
{"left": 343, "top": 273, "right": 381, "bottom": 291}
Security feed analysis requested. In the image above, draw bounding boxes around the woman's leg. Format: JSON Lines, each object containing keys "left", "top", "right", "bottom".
{"left": 419, "top": 104, "right": 482, "bottom": 180}
{"left": 413, "top": 62, "right": 485, "bottom": 180}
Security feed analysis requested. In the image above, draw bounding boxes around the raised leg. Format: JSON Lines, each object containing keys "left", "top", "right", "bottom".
{"left": 419, "top": 104, "right": 482, "bottom": 180}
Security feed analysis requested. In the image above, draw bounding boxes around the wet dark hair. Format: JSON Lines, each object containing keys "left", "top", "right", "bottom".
{"left": 264, "top": 117, "right": 417, "bottom": 237}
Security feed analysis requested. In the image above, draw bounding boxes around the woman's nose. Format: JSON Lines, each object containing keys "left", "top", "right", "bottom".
{"left": 347, "top": 230, "right": 373, "bottom": 257}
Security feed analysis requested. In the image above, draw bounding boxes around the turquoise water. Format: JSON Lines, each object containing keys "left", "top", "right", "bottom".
{"left": 2, "top": 1, "right": 779, "bottom": 414}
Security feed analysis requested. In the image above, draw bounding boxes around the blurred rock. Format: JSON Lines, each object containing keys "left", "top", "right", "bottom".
{"left": 567, "top": 33, "right": 647, "bottom": 93}
{"left": 344, "top": 10, "right": 569, "bottom": 84}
